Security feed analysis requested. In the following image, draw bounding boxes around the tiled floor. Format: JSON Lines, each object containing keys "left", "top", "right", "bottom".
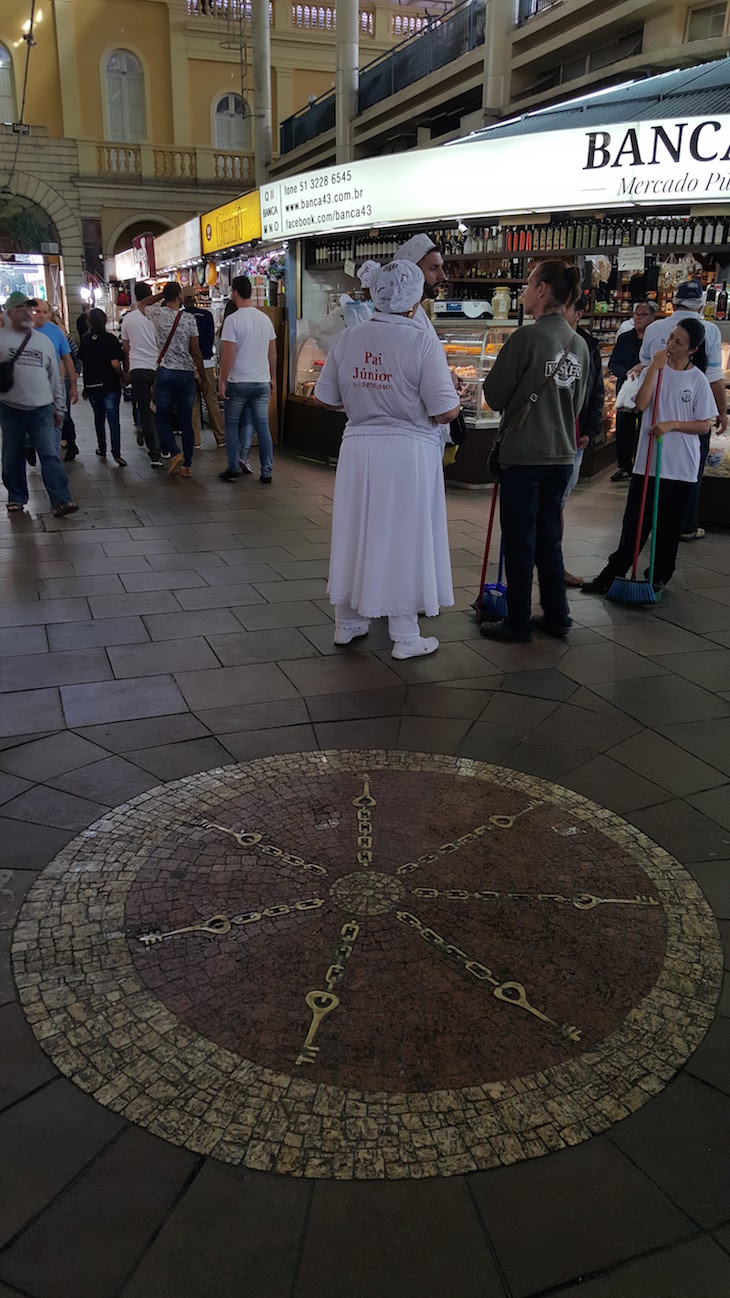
{"left": 1, "top": 404, "right": 729, "bottom": 1297}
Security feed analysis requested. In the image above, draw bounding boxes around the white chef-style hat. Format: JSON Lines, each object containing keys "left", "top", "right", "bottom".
{"left": 394, "top": 233, "right": 438, "bottom": 265}
{"left": 371, "top": 260, "right": 425, "bottom": 314}
{"left": 356, "top": 260, "right": 380, "bottom": 289}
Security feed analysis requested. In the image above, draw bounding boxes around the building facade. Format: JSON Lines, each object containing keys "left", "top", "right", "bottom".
{"left": 0, "top": 0, "right": 417, "bottom": 318}
{"left": 271, "top": 0, "right": 730, "bottom": 176}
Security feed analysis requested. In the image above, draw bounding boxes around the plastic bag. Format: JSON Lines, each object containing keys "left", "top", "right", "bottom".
{"left": 615, "top": 370, "right": 642, "bottom": 411}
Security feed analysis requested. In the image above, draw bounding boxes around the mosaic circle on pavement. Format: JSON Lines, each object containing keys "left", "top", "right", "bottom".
{"left": 13, "top": 751, "right": 721, "bottom": 1180}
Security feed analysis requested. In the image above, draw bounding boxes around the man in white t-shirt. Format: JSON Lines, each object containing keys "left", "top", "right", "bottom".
{"left": 121, "top": 283, "right": 162, "bottom": 466}
{"left": 218, "top": 275, "right": 276, "bottom": 483}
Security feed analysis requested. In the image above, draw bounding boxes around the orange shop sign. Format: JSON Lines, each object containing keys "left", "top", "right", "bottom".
{"left": 202, "top": 192, "right": 262, "bottom": 255}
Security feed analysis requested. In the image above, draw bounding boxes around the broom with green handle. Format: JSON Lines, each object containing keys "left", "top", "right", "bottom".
{"left": 647, "top": 431, "right": 663, "bottom": 601}
{"left": 607, "top": 368, "right": 663, "bottom": 606}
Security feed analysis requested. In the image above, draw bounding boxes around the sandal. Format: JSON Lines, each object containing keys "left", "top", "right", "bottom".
{"left": 6, "top": 502, "right": 24, "bottom": 514}
{"left": 52, "top": 501, "right": 79, "bottom": 518}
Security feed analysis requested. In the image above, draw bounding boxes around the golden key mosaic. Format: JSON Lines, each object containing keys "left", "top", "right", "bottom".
{"left": 12, "top": 751, "right": 722, "bottom": 1180}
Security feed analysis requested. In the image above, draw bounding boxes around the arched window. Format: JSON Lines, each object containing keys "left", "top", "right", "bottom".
{"left": 105, "top": 49, "right": 146, "bottom": 142}
{"left": 214, "top": 93, "right": 249, "bottom": 150}
{"left": 0, "top": 45, "right": 15, "bottom": 124}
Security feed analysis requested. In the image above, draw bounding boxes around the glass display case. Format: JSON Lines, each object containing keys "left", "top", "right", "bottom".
{"left": 433, "top": 320, "right": 520, "bottom": 428}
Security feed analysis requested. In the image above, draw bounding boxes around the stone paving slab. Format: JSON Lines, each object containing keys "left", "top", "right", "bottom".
{"left": 0, "top": 409, "right": 728, "bottom": 1295}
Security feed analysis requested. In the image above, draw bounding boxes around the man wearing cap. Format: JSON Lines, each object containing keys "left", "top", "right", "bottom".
{"left": 393, "top": 234, "right": 447, "bottom": 335}
{"left": 183, "top": 292, "right": 225, "bottom": 449}
{"left": 640, "top": 281, "right": 727, "bottom": 539}
{"left": 0, "top": 292, "right": 78, "bottom": 517}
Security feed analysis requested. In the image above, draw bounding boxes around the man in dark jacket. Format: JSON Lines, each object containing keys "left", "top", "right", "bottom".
{"left": 559, "top": 296, "right": 605, "bottom": 584}
{"left": 607, "top": 301, "right": 657, "bottom": 479}
{"left": 183, "top": 292, "right": 225, "bottom": 449}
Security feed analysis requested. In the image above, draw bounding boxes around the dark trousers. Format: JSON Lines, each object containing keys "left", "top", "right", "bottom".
{"left": 680, "top": 431, "right": 710, "bottom": 536}
{"left": 61, "top": 377, "right": 77, "bottom": 454}
{"left": 614, "top": 409, "right": 640, "bottom": 474}
{"left": 87, "top": 388, "right": 121, "bottom": 459}
{"left": 601, "top": 474, "right": 692, "bottom": 586}
{"left": 155, "top": 368, "right": 196, "bottom": 467}
{"left": 499, "top": 463, "right": 573, "bottom": 634}
{"left": 130, "top": 369, "right": 160, "bottom": 458}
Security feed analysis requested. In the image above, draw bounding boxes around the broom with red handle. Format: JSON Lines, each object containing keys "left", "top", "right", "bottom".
{"left": 606, "top": 368, "right": 663, "bottom": 606}
{"left": 473, "top": 482, "right": 507, "bottom": 621}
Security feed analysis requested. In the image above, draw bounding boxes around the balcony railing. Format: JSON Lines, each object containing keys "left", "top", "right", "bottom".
{"left": 359, "top": 0, "right": 483, "bottom": 113}
{"left": 517, "top": 0, "right": 561, "bottom": 24}
{"left": 279, "top": 91, "right": 336, "bottom": 155}
{"left": 290, "top": 4, "right": 374, "bottom": 34}
{"left": 83, "top": 141, "right": 254, "bottom": 185}
{"left": 279, "top": 0, "right": 482, "bottom": 153}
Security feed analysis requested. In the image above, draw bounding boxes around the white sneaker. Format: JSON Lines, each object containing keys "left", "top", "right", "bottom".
{"left": 334, "top": 624, "right": 369, "bottom": 646}
{"left": 679, "top": 527, "right": 705, "bottom": 541}
{"left": 391, "top": 636, "right": 439, "bottom": 660}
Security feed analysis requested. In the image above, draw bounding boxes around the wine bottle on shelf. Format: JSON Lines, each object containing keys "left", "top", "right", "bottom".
{"left": 704, "top": 283, "right": 716, "bottom": 319}
{"left": 659, "top": 221, "right": 669, "bottom": 245}
{"left": 715, "top": 281, "right": 728, "bottom": 321}
{"left": 704, "top": 218, "right": 715, "bottom": 244}
{"left": 598, "top": 224, "right": 607, "bottom": 247}
{"left": 692, "top": 218, "right": 703, "bottom": 243}
{"left": 667, "top": 222, "right": 677, "bottom": 245}
{"left": 566, "top": 222, "right": 575, "bottom": 250}
{"left": 715, "top": 217, "right": 726, "bottom": 244}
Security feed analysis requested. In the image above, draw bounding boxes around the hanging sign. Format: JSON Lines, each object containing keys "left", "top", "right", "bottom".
{"left": 262, "top": 115, "right": 730, "bottom": 242}
{"left": 154, "top": 219, "right": 202, "bottom": 272}
{"left": 201, "top": 191, "right": 262, "bottom": 255}
{"left": 617, "top": 247, "right": 646, "bottom": 272}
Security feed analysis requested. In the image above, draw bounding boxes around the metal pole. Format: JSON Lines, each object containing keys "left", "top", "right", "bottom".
{"left": 252, "top": 0, "right": 272, "bottom": 186}
{"left": 335, "top": 0, "right": 359, "bottom": 164}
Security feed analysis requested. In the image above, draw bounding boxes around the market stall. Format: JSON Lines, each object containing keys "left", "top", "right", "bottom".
{"left": 200, "top": 192, "right": 287, "bottom": 443}
{"left": 256, "top": 109, "right": 730, "bottom": 504}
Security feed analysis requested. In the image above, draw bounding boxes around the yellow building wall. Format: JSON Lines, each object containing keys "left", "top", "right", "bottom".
{"left": 292, "top": 68, "right": 335, "bottom": 106}
{"left": 72, "top": 0, "right": 173, "bottom": 142}
{"left": 0, "top": 3, "right": 64, "bottom": 136}
{"left": 187, "top": 58, "right": 249, "bottom": 147}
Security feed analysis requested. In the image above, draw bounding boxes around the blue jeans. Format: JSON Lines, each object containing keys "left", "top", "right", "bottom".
{"left": 224, "top": 381, "right": 273, "bottom": 477}
{"left": 681, "top": 431, "right": 710, "bottom": 535}
{"left": 87, "top": 388, "right": 121, "bottom": 458}
{"left": 499, "top": 463, "right": 573, "bottom": 635}
{"left": 155, "top": 368, "right": 196, "bottom": 467}
{"left": 1, "top": 401, "right": 71, "bottom": 509}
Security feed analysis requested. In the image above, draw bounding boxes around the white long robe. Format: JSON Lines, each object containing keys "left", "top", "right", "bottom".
{"left": 315, "top": 313, "right": 456, "bottom": 619}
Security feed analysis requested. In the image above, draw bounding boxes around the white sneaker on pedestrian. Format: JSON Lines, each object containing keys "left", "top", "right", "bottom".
{"left": 680, "top": 527, "right": 705, "bottom": 541}
{"left": 391, "top": 636, "right": 439, "bottom": 660}
{"left": 334, "top": 623, "right": 369, "bottom": 646}
{"left": 239, "top": 457, "right": 252, "bottom": 475}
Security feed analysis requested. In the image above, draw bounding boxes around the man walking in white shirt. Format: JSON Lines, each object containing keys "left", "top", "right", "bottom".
{"left": 121, "top": 283, "right": 162, "bottom": 466}
{"left": 218, "top": 276, "right": 276, "bottom": 484}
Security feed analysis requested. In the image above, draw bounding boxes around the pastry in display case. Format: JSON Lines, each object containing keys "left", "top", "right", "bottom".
{"left": 433, "top": 321, "right": 520, "bottom": 428}
{"left": 294, "top": 335, "right": 327, "bottom": 399}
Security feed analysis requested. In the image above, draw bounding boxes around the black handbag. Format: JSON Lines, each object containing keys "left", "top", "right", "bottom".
{"left": 449, "top": 411, "right": 469, "bottom": 445}
{"left": 0, "top": 330, "right": 32, "bottom": 394}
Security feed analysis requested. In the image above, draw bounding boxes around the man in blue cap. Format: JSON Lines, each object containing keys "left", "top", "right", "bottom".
{"left": 640, "top": 280, "right": 727, "bottom": 541}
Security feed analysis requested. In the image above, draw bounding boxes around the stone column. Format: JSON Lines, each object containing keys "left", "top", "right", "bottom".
{"left": 252, "top": 0, "right": 273, "bottom": 186}
{"left": 335, "top": 0, "right": 359, "bottom": 164}
{"left": 482, "top": 0, "right": 511, "bottom": 125}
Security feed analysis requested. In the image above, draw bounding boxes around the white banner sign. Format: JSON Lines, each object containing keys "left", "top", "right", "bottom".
{"left": 154, "top": 219, "right": 202, "bottom": 271}
{"left": 262, "top": 116, "right": 730, "bottom": 241}
{"left": 618, "top": 246, "right": 646, "bottom": 272}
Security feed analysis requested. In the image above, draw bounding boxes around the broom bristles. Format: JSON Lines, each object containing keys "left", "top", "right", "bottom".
{"left": 606, "top": 577, "right": 657, "bottom": 605}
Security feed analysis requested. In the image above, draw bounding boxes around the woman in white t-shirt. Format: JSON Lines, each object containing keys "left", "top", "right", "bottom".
{"left": 583, "top": 316, "right": 716, "bottom": 594}
{"left": 314, "top": 261, "right": 460, "bottom": 659}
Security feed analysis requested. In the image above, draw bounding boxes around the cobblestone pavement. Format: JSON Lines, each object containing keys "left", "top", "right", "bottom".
{"left": 0, "top": 404, "right": 728, "bottom": 1298}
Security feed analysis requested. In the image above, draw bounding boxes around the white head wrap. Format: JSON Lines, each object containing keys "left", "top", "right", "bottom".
{"left": 394, "top": 233, "right": 438, "bottom": 265}
{"left": 371, "top": 260, "right": 425, "bottom": 314}
{"left": 356, "top": 260, "right": 380, "bottom": 289}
